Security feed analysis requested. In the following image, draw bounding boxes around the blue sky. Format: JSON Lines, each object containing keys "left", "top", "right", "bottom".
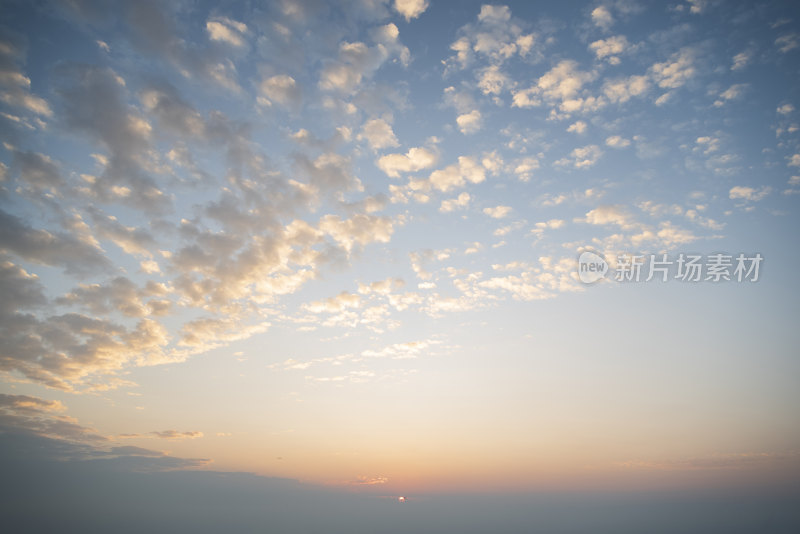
{"left": 1, "top": 0, "right": 799, "bottom": 530}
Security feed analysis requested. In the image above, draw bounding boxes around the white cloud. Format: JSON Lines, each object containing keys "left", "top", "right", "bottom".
{"left": 206, "top": 17, "right": 248, "bottom": 47}
{"left": 259, "top": 74, "right": 301, "bottom": 109}
{"left": 305, "top": 291, "right": 361, "bottom": 313}
{"left": 591, "top": 6, "right": 614, "bottom": 31}
{"left": 456, "top": 110, "right": 482, "bottom": 134}
{"left": 439, "top": 192, "right": 471, "bottom": 213}
{"left": 686, "top": 0, "right": 708, "bottom": 14}
{"left": 513, "top": 156, "right": 539, "bottom": 182}
{"left": 603, "top": 75, "right": 650, "bottom": 102}
{"left": 555, "top": 145, "right": 603, "bottom": 168}
{"left": 358, "top": 118, "right": 399, "bottom": 150}
{"left": 445, "top": 3, "right": 537, "bottom": 71}
{"left": 377, "top": 147, "right": 437, "bottom": 178}
{"left": 713, "top": 84, "right": 747, "bottom": 107}
{"left": 605, "top": 135, "right": 630, "bottom": 148}
{"left": 581, "top": 205, "right": 633, "bottom": 227}
{"left": 477, "top": 65, "right": 509, "bottom": 95}
{"left": 729, "top": 186, "right": 771, "bottom": 202}
{"left": 513, "top": 60, "right": 598, "bottom": 113}
{"left": 777, "top": 104, "right": 795, "bottom": 115}
{"left": 776, "top": 34, "right": 799, "bottom": 53}
{"left": 427, "top": 156, "right": 486, "bottom": 192}
{"left": 393, "top": 0, "right": 429, "bottom": 21}
{"left": 319, "top": 29, "right": 409, "bottom": 93}
{"left": 650, "top": 48, "right": 696, "bottom": 89}
{"left": 567, "top": 120, "right": 587, "bottom": 134}
{"left": 0, "top": 41, "right": 53, "bottom": 117}
{"left": 483, "top": 205, "right": 512, "bottom": 219}
{"left": 589, "top": 35, "right": 629, "bottom": 64}
{"left": 731, "top": 50, "right": 752, "bottom": 71}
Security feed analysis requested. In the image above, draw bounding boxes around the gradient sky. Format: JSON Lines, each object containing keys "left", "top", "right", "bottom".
{"left": 1, "top": 0, "right": 799, "bottom": 512}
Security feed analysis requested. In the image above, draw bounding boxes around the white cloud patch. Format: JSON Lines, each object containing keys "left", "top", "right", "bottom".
{"left": 426, "top": 156, "right": 486, "bottom": 192}
{"left": 605, "top": 135, "right": 630, "bottom": 148}
{"left": 377, "top": 146, "right": 438, "bottom": 178}
{"left": 603, "top": 74, "right": 650, "bottom": 103}
{"left": 650, "top": 48, "right": 696, "bottom": 90}
{"left": 731, "top": 50, "right": 752, "bottom": 71}
{"left": 456, "top": 109, "right": 482, "bottom": 134}
{"left": 589, "top": 35, "right": 629, "bottom": 64}
{"left": 440, "top": 192, "right": 471, "bottom": 213}
{"left": 0, "top": 39, "right": 53, "bottom": 117}
{"left": 591, "top": 6, "right": 614, "bottom": 31}
{"left": 319, "top": 25, "right": 409, "bottom": 92}
{"left": 483, "top": 205, "right": 512, "bottom": 219}
{"left": 358, "top": 118, "right": 399, "bottom": 150}
{"left": 512, "top": 60, "right": 599, "bottom": 114}
{"left": 259, "top": 74, "right": 301, "bottom": 110}
{"left": 445, "top": 4, "right": 537, "bottom": 71}
{"left": 776, "top": 33, "right": 799, "bottom": 53}
{"left": 555, "top": 145, "right": 603, "bottom": 168}
{"left": 713, "top": 84, "right": 747, "bottom": 107}
{"left": 206, "top": 17, "right": 248, "bottom": 47}
{"left": 393, "top": 0, "right": 429, "bottom": 21}
{"left": 729, "top": 186, "right": 771, "bottom": 202}
{"left": 567, "top": 120, "right": 587, "bottom": 134}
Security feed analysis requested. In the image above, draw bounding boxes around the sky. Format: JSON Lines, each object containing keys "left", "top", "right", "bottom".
{"left": 1, "top": 0, "right": 799, "bottom": 531}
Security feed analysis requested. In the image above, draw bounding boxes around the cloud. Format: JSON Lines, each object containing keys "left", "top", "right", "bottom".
{"left": 393, "top": 0, "right": 429, "bottom": 21}
{"left": 426, "top": 156, "right": 486, "bottom": 193}
{"left": 456, "top": 109, "right": 482, "bottom": 134}
{"left": 259, "top": 74, "right": 302, "bottom": 110}
{"left": 477, "top": 64, "right": 510, "bottom": 95}
{"left": 580, "top": 205, "right": 633, "bottom": 227}
{"left": 439, "top": 192, "right": 471, "bottom": 213}
{"left": 57, "top": 65, "right": 170, "bottom": 212}
{"left": 729, "top": 186, "right": 771, "bottom": 202}
{"left": 56, "top": 277, "right": 150, "bottom": 318}
{"left": 713, "top": 84, "right": 747, "bottom": 107}
{"left": 206, "top": 17, "right": 248, "bottom": 47}
{"left": 0, "top": 209, "right": 111, "bottom": 276}
{"left": 731, "top": 49, "right": 752, "bottom": 71}
{"left": 87, "top": 207, "right": 157, "bottom": 258}
{"left": 589, "top": 35, "right": 629, "bottom": 64}
{"left": 591, "top": 6, "right": 614, "bottom": 31}
{"left": 318, "top": 213, "right": 394, "bottom": 253}
{"left": 605, "top": 135, "right": 630, "bottom": 148}
{"left": 649, "top": 48, "right": 696, "bottom": 89}
{"left": 319, "top": 25, "right": 409, "bottom": 93}
{"left": 555, "top": 145, "right": 603, "bottom": 168}
{"left": 358, "top": 117, "right": 399, "bottom": 150}
{"left": 445, "top": 3, "right": 536, "bottom": 71}
{"left": 0, "top": 38, "right": 53, "bottom": 117}
{"left": 512, "top": 60, "right": 598, "bottom": 113}
{"left": 483, "top": 205, "right": 512, "bottom": 219}
{"left": 305, "top": 291, "right": 361, "bottom": 313}
{"left": 776, "top": 33, "right": 799, "bottom": 53}
{"left": 603, "top": 74, "right": 650, "bottom": 103}
{"left": 10, "top": 149, "right": 64, "bottom": 193}
{"left": 567, "top": 120, "right": 587, "bottom": 134}
{"left": 377, "top": 146, "right": 437, "bottom": 178}
{"left": 124, "top": 0, "right": 243, "bottom": 91}
{"left": 149, "top": 430, "right": 204, "bottom": 440}
{"left": 139, "top": 83, "right": 207, "bottom": 138}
